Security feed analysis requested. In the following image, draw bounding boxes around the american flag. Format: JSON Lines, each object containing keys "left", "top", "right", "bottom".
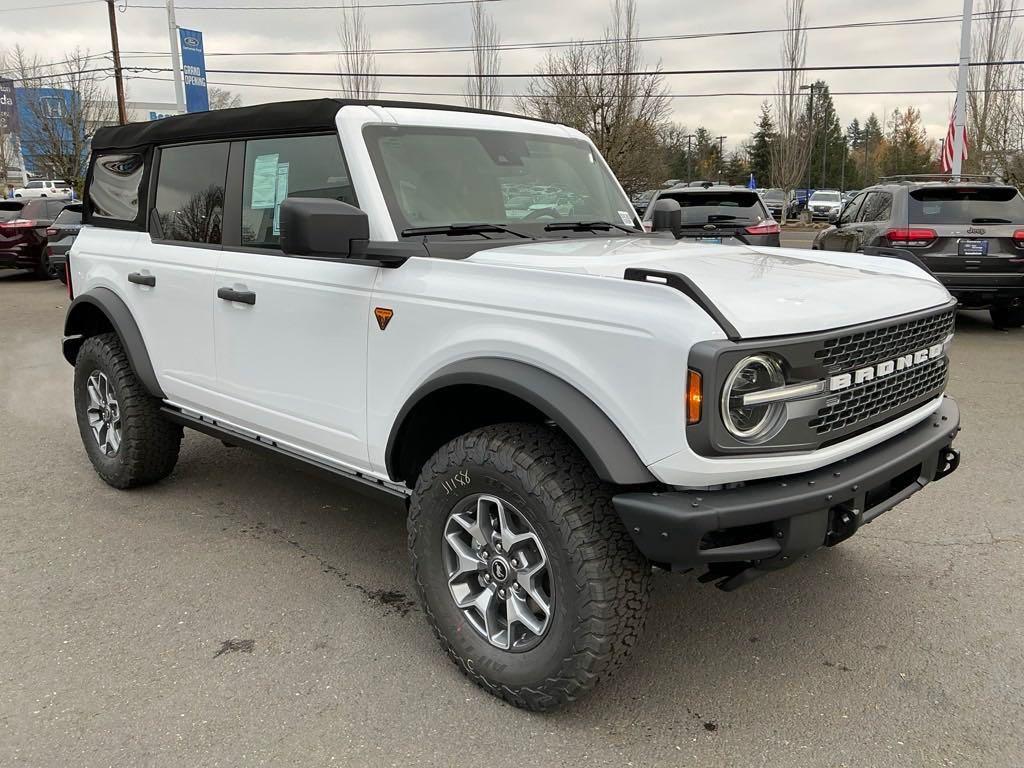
{"left": 941, "top": 98, "right": 969, "bottom": 173}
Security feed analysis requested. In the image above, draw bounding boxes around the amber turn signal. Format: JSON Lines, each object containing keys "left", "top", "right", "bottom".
{"left": 686, "top": 369, "right": 703, "bottom": 425}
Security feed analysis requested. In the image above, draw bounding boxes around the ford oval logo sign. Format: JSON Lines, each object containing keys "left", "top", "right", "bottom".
{"left": 183, "top": 36, "right": 200, "bottom": 48}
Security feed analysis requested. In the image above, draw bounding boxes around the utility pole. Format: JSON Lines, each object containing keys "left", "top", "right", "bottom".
{"left": 685, "top": 133, "right": 695, "bottom": 181}
{"left": 801, "top": 83, "right": 817, "bottom": 202}
{"left": 167, "top": 0, "right": 186, "bottom": 113}
{"left": 717, "top": 135, "right": 727, "bottom": 181}
{"left": 105, "top": 0, "right": 127, "bottom": 124}
{"left": 952, "top": 0, "right": 973, "bottom": 178}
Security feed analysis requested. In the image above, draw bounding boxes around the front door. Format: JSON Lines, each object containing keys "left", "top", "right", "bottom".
{"left": 210, "top": 133, "right": 375, "bottom": 471}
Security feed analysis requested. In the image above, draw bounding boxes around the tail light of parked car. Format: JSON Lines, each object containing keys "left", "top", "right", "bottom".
{"left": 1011, "top": 229, "right": 1024, "bottom": 247}
{"left": 885, "top": 228, "right": 937, "bottom": 247}
{"left": 744, "top": 220, "right": 781, "bottom": 235}
{"left": 1, "top": 219, "right": 39, "bottom": 229}
{"left": 45, "top": 227, "right": 58, "bottom": 237}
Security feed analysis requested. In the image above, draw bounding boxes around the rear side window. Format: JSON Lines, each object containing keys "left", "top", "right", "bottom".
{"left": 22, "top": 200, "right": 48, "bottom": 220}
{"left": 859, "top": 191, "right": 892, "bottom": 222}
{"left": 662, "top": 190, "right": 767, "bottom": 225}
{"left": 54, "top": 206, "right": 83, "bottom": 225}
{"left": 154, "top": 142, "right": 229, "bottom": 244}
{"left": 909, "top": 186, "right": 1024, "bottom": 224}
{"left": 90, "top": 152, "right": 145, "bottom": 221}
{"left": 240, "top": 134, "right": 356, "bottom": 248}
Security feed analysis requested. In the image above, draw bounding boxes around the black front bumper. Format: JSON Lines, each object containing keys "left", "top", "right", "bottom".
{"left": 933, "top": 272, "right": 1024, "bottom": 306}
{"left": 613, "top": 396, "right": 961, "bottom": 590}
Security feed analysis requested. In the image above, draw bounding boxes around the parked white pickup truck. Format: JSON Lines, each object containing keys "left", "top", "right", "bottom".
{"left": 62, "top": 99, "right": 961, "bottom": 710}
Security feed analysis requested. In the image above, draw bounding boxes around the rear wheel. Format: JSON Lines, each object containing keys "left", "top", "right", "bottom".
{"left": 991, "top": 303, "right": 1024, "bottom": 328}
{"left": 408, "top": 423, "right": 651, "bottom": 711}
{"left": 74, "top": 332, "right": 182, "bottom": 488}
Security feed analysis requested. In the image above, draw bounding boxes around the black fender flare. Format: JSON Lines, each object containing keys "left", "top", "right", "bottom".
{"left": 62, "top": 287, "right": 164, "bottom": 398}
{"left": 385, "top": 358, "right": 656, "bottom": 486}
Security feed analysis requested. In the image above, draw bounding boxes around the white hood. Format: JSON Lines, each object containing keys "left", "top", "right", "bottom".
{"left": 467, "top": 237, "right": 952, "bottom": 337}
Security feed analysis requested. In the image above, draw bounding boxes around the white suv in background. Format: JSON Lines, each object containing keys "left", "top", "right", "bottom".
{"left": 62, "top": 99, "right": 962, "bottom": 711}
{"left": 14, "top": 179, "right": 72, "bottom": 198}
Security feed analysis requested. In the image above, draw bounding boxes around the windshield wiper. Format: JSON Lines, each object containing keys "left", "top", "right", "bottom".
{"left": 971, "top": 217, "right": 1012, "bottom": 224}
{"left": 543, "top": 220, "right": 637, "bottom": 233}
{"left": 400, "top": 222, "right": 531, "bottom": 238}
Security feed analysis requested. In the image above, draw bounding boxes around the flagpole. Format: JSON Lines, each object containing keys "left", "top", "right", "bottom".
{"left": 952, "top": 0, "right": 973, "bottom": 178}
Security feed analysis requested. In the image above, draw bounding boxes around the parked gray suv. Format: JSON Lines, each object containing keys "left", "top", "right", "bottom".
{"left": 813, "top": 175, "right": 1024, "bottom": 327}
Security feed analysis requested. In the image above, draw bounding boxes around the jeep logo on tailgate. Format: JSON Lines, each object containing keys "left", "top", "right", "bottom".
{"left": 828, "top": 344, "right": 945, "bottom": 392}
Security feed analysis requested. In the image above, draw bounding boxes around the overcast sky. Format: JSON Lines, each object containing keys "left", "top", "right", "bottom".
{"left": 6, "top": 0, "right": 976, "bottom": 152}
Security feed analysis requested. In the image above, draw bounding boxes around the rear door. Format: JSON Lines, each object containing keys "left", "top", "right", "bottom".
{"left": 905, "top": 186, "right": 1024, "bottom": 279}
{"left": 128, "top": 141, "right": 228, "bottom": 412}
{"left": 858, "top": 190, "right": 894, "bottom": 248}
{"left": 211, "top": 133, "right": 375, "bottom": 470}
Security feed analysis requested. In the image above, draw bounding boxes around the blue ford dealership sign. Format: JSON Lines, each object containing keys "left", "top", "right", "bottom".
{"left": 179, "top": 28, "right": 209, "bottom": 113}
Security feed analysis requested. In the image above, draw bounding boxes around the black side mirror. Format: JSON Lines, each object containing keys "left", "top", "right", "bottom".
{"left": 828, "top": 208, "right": 840, "bottom": 224}
{"left": 279, "top": 197, "right": 369, "bottom": 258}
{"left": 651, "top": 198, "right": 682, "bottom": 237}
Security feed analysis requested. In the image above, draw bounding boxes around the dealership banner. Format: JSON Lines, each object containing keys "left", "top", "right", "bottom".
{"left": 0, "top": 78, "right": 18, "bottom": 132}
{"left": 179, "top": 28, "right": 210, "bottom": 113}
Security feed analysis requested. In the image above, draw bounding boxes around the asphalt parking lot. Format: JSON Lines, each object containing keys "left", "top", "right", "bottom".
{"left": 1, "top": 266, "right": 1022, "bottom": 768}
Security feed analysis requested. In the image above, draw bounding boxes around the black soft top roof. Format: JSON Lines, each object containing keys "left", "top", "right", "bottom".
{"left": 91, "top": 98, "right": 548, "bottom": 151}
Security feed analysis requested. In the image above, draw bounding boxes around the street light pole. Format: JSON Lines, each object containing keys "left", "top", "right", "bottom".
{"left": 685, "top": 133, "right": 695, "bottom": 181}
{"left": 167, "top": 0, "right": 186, "bottom": 113}
{"left": 952, "top": 0, "right": 973, "bottom": 178}
{"left": 801, "top": 83, "right": 817, "bottom": 213}
{"left": 105, "top": 0, "right": 127, "bottom": 124}
{"left": 717, "top": 135, "right": 727, "bottom": 181}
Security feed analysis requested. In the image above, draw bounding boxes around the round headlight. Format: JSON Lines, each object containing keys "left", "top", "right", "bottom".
{"left": 721, "top": 354, "right": 786, "bottom": 442}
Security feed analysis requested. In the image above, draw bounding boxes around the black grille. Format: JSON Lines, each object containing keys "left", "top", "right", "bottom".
{"left": 808, "top": 358, "right": 947, "bottom": 435}
{"left": 813, "top": 309, "right": 955, "bottom": 372}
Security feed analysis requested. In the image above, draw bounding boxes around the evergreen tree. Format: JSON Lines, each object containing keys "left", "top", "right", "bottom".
{"left": 747, "top": 101, "right": 775, "bottom": 186}
{"left": 880, "top": 107, "right": 934, "bottom": 177}
{"left": 806, "top": 81, "right": 847, "bottom": 189}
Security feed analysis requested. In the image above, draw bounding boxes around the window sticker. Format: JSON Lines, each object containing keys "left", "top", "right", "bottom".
{"left": 272, "top": 162, "right": 290, "bottom": 235}
{"left": 251, "top": 153, "right": 280, "bottom": 209}
{"left": 618, "top": 210, "right": 633, "bottom": 226}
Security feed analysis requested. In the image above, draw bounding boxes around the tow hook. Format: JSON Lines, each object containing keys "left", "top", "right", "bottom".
{"left": 934, "top": 447, "right": 961, "bottom": 481}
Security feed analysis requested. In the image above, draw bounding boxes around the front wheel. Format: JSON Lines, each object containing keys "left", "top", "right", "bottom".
{"left": 408, "top": 423, "right": 651, "bottom": 711}
{"left": 991, "top": 303, "right": 1024, "bottom": 328}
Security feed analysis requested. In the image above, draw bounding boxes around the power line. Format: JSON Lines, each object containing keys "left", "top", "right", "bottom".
{"left": 116, "top": 9, "right": 1024, "bottom": 59}
{"left": 0, "top": 0, "right": 99, "bottom": 12}
{"left": 123, "top": 59, "right": 1024, "bottom": 80}
{"left": 125, "top": 73, "right": 1024, "bottom": 100}
{"left": 127, "top": 0, "right": 502, "bottom": 9}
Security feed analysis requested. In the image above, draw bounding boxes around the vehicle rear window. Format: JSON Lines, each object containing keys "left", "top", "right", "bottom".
{"left": 661, "top": 191, "right": 766, "bottom": 225}
{"left": 90, "top": 152, "right": 145, "bottom": 221}
{"left": 0, "top": 202, "right": 23, "bottom": 222}
{"left": 22, "top": 200, "right": 49, "bottom": 220}
{"left": 909, "top": 186, "right": 1024, "bottom": 224}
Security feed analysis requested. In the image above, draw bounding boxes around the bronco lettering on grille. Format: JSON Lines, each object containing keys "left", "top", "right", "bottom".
{"left": 828, "top": 343, "right": 945, "bottom": 392}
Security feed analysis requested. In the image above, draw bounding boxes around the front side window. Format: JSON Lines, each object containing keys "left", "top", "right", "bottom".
{"left": 364, "top": 125, "right": 637, "bottom": 238}
{"left": 90, "top": 152, "right": 145, "bottom": 221}
{"left": 154, "top": 142, "right": 228, "bottom": 244}
{"left": 241, "top": 134, "right": 356, "bottom": 248}
{"left": 839, "top": 193, "right": 865, "bottom": 225}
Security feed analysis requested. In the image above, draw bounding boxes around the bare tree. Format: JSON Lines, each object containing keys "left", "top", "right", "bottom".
{"left": 463, "top": 1, "right": 502, "bottom": 111}
{"left": 967, "top": 1, "right": 1021, "bottom": 174}
{"left": 208, "top": 87, "right": 242, "bottom": 111}
{"left": 9, "top": 46, "right": 117, "bottom": 192}
{"left": 517, "top": 0, "right": 670, "bottom": 194}
{"left": 769, "top": 0, "right": 813, "bottom": 222}
{"left": 336, "top": 0, "right": 380, "bottom": 99}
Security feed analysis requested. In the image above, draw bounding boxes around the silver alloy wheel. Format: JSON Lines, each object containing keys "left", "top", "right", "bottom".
{"left": 85, "top": 370, "right": 122, "bottom": 456}
{"left": 442, "top": 494, "right": 553, "bottom": 652}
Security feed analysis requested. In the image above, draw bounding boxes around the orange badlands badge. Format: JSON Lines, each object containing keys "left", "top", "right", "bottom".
{"left": 374, "top": 307, "right": 394, "bottom": 330}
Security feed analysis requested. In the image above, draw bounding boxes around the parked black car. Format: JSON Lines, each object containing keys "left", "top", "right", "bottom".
{"left": 812, "top": 175, "right": 1024, "bottom": 327}
{"left": 45, "top": 203, "right": 83, "bottom": 284}
{"left": 631, "top": 189, "right": 658, "bottom": 217}
{"left": 641, "top": 185, "right": 780, "bottom": 247}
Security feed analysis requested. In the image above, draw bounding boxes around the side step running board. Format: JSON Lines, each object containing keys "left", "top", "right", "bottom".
{"left": 624, "top": 267, "right": 741, "bottom": 340}
{"left": 160, "top": 406, "right": 411, "bottom": 500}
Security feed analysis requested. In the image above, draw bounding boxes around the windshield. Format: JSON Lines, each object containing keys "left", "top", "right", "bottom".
{"left": 811, "top": 192, "right": 840, "bottom": 202}
{"left": 657, "top": 190, "right": 767, "bottom": 225}
{"left": 54, "top": 206, "right": 83, "bottom": 225}
{"left": 762, "top": 188, "right": 785, "bottom": 202}
{"left": 909, "top": 186, "right": 1024, "bottom": 224}
{"left": 363, "top": 125, "right": 638, "bottom": 238}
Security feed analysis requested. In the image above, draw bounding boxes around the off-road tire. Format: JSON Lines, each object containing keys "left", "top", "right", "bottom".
{"left": 990, "top": 304, "right": 1024, "bottom": 329}
{"left": 74, "top": 332, "right": 181, "bottom": 488}
{"left": 408, "top": 423, "right": 651, "bottom": 711}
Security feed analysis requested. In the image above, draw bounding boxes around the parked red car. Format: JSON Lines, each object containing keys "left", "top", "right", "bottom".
{"left": 0, "top": 198, "right": 72, "bottom": 279}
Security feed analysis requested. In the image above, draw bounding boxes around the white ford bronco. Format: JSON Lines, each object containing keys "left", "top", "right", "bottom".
{"left": 63, "top": 99, "right": 961, "bottom": 710}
